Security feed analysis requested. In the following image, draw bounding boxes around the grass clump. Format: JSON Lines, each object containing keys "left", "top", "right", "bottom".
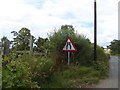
{"left": 39, "top": 65, "right": 105, "bottom": 88}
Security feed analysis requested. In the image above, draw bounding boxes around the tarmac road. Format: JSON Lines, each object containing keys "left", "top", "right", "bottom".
{"left": 94, "top": 56, "right": 118, "bottom": 88}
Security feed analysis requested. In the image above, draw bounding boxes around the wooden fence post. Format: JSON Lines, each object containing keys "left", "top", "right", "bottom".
{"left": 29, "top": 35, "right": 33, "bottom": 54}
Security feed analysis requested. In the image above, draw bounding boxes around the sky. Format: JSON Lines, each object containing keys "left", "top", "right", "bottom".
{"left": 0, "top": 0, "right": 119, "bottom": 47}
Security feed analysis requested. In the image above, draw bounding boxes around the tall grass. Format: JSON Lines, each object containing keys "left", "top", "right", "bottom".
{"left": 39, "top": 65, "right": 102, "bottom": 88}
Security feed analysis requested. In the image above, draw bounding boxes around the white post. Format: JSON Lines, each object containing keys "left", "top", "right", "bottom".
{"left": 30, "top": 35, "right": 33, "bottom": 54}
{"left": 68, "top": 52, "right": 70, "bottom": 65}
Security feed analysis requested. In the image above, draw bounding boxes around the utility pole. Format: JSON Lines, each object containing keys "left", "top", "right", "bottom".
{"left": 94, "top": 0, "right": 97, "bottom": 61}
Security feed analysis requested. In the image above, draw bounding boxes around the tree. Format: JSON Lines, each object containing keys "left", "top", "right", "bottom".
{"left": 108, "top": 39, "right": 120, "bottom": 54}
{"left": 1, "top": 36, "right": 10, "bottom": 55}
{"left": 11, "top": 27, "right": 34, "bottom": 51}
{"left": 34, "top": 37, "right": 48, "bottom": 53}
{"left": 1, "top": 36, "right": 8, "bottom": 42}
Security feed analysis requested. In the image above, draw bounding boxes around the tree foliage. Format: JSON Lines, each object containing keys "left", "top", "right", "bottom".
{"left": 1, "top": 36, "right": 8, "bottom": 42}
{"left": 34, "top": 37, "right": 48, "bottom": 53}
{"left": 108, "top": 39, "right": 120, "bottom": 54}
{"left": 2, "top": 52, "right": 39, "bottom": 88}
{"left": 1, "top": 36, "right": 10, "bottom": 55}
{"left": 11, "top": 27, "right": 34, "bottom": 51}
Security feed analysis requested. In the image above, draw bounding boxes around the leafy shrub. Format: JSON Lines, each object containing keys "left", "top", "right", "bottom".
{"left": 97, "top": 46, "right": 108, "bottom": 61}
{"left": 2, "top": 55, "right": 39, "bottom": 88}
{"left": 93, "top": 61, "right": 109, "bottom": 78}
{"left": 108, "top": 39, "right": 120, "bottom": 55}
{"left": 47, "top": 25, "right": 94, "bottom": 66}
{"left": 92, "top": 46, "right": 109, "bottom": 78}
{"left": 32, "top": 57, "right": 55, "bottom": 85}
{"left": 74, "top": 38, "right": 93, "bottom": 66}
{"left": 2, "top": 51, "right": 56, "bottom": 88}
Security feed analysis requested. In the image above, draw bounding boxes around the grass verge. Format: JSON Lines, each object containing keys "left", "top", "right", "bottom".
{"left": 39, "top": 64, "right": 109, "bottom": 88}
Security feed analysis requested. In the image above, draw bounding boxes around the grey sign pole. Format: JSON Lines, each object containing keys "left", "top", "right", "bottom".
{"left": 68, "top": 52, "right": 70, "bottom": 65}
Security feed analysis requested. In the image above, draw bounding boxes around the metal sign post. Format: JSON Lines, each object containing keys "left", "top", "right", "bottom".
{"left": 68, "top": 52, "right": 70, "bottom": 65}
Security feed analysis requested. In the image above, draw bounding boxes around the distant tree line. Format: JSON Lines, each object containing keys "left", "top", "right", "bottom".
{"left": 1, "top": 27, "right": 48, "bottom": 55}
{"left": 108, "top": 39, "right": 120, "bottom": 55}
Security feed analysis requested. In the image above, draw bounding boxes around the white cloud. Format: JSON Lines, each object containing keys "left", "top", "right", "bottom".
{"left": 0, "top": 0, "right": 119, "bottom": 47}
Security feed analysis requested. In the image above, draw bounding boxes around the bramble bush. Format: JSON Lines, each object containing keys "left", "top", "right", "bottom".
{"left": 31, "top": 57, "right": 55, "bottom": 86}
{"left": 2, "top": 52, "right": 39, "bottom": 88}
{"left": 2, "top": 51, "right": 55, "bottom": 88}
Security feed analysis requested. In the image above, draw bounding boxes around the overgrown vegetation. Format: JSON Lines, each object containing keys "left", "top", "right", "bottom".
{"left": 2, "top": 25, "right": 109, "bottom": 88}
{"left": 108, "top": 39, "right": 120, "bottom": 55}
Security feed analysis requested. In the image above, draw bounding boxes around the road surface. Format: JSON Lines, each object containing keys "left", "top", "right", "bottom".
{"left": 94, "top": 56, "right": 118, "bottom": 88}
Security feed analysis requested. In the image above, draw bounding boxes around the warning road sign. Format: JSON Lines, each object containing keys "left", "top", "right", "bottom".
{"left": 62, "top": 37, "right": 77, "bottom": 52}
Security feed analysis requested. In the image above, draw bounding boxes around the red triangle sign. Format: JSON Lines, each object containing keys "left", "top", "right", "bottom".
{"left": 62, "top": 37, "right": 77, "bottom": 52}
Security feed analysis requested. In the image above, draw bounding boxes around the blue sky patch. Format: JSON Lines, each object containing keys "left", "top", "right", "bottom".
{"left": 81, "top": 22, "right": 93, "bottom": 28}
{"left": 61, "top": 12, "right": 77, "bottom": 20}
{"left": 24, "top": 0, "right": 45, "bottom": 9}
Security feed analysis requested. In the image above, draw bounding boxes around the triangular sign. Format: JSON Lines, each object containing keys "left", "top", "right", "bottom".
{"left": 62, "top": 38, "right": 77, "bottom": 52}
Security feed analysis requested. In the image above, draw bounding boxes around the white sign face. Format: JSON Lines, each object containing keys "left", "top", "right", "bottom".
{"left": 62, "top": 38, "right": 77, "bottom": 52}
